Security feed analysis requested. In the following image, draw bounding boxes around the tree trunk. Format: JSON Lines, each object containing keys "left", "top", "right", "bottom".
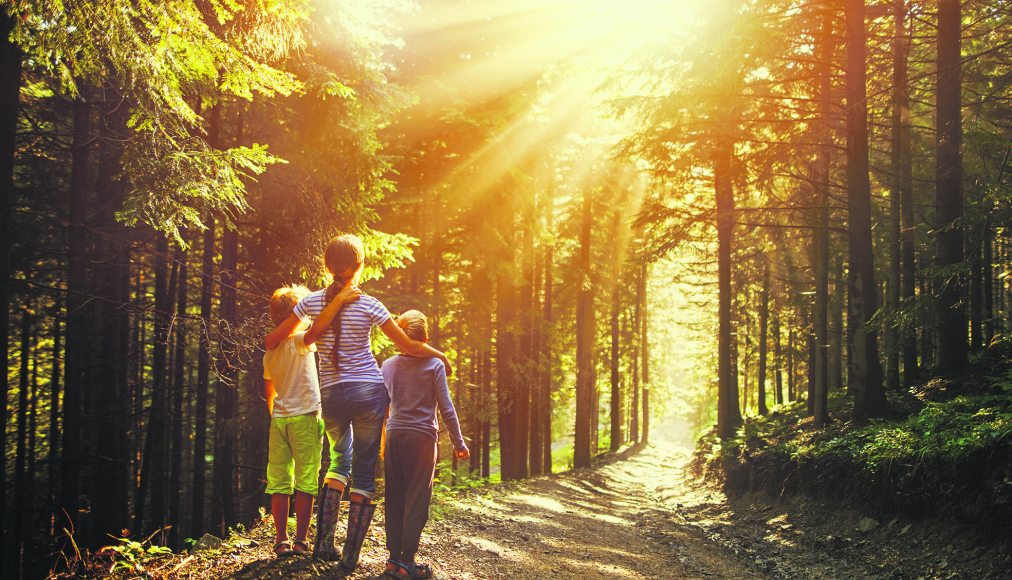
{"left": 496, "top": 262, "right": 520, "bottom": 478}
{"left": 541, "top": 197, "right": 554, "bottom": 474}
{"left": 934, "top": 0, "right": 967, "bottom": 375}
{"left": 845, "top": 0, "right": 887, "bottom": 420}
{"left": 48, "top": 314, "right": 61, "bottom": 534}
{"left": 758, "top": 261, "right": 770, "bottom": 416}
{"left": 192, "top": 218, "right": 214, "bottom": 537}
{"left": 61, "top": 91, "right": 94, "bottom": 541}
{"left": 136, "top": 235, "right": 172, "bottom": 534}
{"left": 773, "top": 309, "right": 783, "bottom": 405}
{"left": 170, "top": 242, "right": 188, "bottom": 545}
{"left": 640, "top": 263, "right": 651, "bottom": 443}
{"left": 715, "top": 139, "right": 742, "bottom": 438}
{"left": 15, "top": 312, "right": 31, "bottom": 575}
{"left": 787, "top": 325, "right": 795, "bottom": 401}
{"left": 529, "top": 238, "right": 544, "bottom": 476}
{"left": 831, "top": 253, "right": 846, "bottom": 390}
{"left": 898, "top": 6, "right": 922, "bottom": 384}
{"left": 214, "top": 227, "right": 239, "bottom": 533}
{"left": 0, "top": 16, "right": 20, "bottom": 566}
{"left": 631, "top": 271, "right": 640, "bottom": 443}
{"left": 574, "top": 190, "right": 595, "bottom": 467}
{"left": 970, "top": 245, "right": 982, "bottom": 351}
{"left": 91, "top": 86, "right": 131, "bottom": 546}
{"left": 891, "top": 0, "right": 918, "bottom": 387}
{"left": 515, "top": 211, "right": 532, "bottom": 478}
{"left": 812, "top": 5, "right": 833, "bottom": 424}
{"left": 609, "top": 221, "right": 623, "bottom": 450}
{"left": 983, "top": 228, "right": 994, "bottom": 344}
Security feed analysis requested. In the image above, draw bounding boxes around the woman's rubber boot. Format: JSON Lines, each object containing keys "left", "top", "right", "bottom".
{"left": 312, "top": 485, "right": 343, "bottom": 561}
{"left": 340, "top": 500, "right": 376, "bottom": 571}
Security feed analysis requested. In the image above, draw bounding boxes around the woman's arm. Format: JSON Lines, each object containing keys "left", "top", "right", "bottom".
{"left": 378, "top": 318, "right": 454, "bottom": 376}
{"left": 265, "top": 314, "right": 301, "bottom": 351}
{"left": 304, "top": 286, "right": 361, "bottom": 346}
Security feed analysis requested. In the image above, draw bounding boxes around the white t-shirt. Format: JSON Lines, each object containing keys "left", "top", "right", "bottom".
{"left": 262, "top": 331, "right": 321, "bottom": 417}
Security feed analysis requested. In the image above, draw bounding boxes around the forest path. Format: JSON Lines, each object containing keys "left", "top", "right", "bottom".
{"left": 213, "top": 415, "right": 1011, "bottom": 580}
{"left": 224, "top": 417, "right": 760, "bottom": 580}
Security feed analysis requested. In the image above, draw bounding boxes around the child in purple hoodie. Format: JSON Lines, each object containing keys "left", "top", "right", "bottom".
{"left": 381, "top": 310, "right": 469, "bottom": 579}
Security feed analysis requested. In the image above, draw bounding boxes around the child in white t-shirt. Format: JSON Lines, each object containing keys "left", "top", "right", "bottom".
{"left": 263, "top": 283, "right": 359, "bottom": 557}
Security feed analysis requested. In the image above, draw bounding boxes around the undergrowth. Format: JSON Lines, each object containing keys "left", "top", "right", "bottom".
{"left": 695, "top": 338, "right": 1012, "bottom": 532}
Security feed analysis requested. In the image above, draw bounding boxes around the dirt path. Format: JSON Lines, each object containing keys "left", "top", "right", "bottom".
{"left": 222, "top": 420, "right": 758, "bottom": 580}
{"left": 206, "top": 418, "right": 1010, "bottom": 580}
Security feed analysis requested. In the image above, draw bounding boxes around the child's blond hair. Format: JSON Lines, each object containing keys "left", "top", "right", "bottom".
{"left": 269, "top": 284, "right": 310, "bottom": 326}
{"left": 396, "top": 310, "right": 428, "bottom": 342}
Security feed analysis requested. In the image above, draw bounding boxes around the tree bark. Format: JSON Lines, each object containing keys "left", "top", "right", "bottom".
{"left": 61, "top": 91, "right": 94, "bottom": 541}
{"left": 192, "top": 218, "right": 214, "bottom": 537}
{"left": 529, "top": 236, "right": 544, "bottom": 476}
{"left": 758, "top": 260, "right": 770, "bottom": 416}
{"left": 214, "top": 227, "right": 239, "bottom": 533}
{"left": 136, "top": 235, "right": 172, "bottom": 533}
{"left": 0, "top": 16, "right": 20, "bottom": 565}
{"left": 574, "top": 190, "right": 595, "bottom": 467}
{"left": 983, "top": 228, "right": 994, "bottom": 345}
{"left": 892, "top": 0, "right": 918, "bottom": 387}
{"left": 845, "top": 0, "right": 887, "bottom": 420}
{"left": 541, "top": 196, "right": 555, "bottom": 474}
{"left": 773, "top": 309, "right": 783, "bottom": 405}
{"left": 640, "top": 262, "right": 651, "bottom": 443}
{"left": 609, "top": 216, "right": 623, "bottom": 450}
{"left": 715, "top": 138, "right": 742, "bottom": 438}
{"left": 787, "top": 325, "right": 795, "bottom": 402}
{"left": 631, "top": 270, "right": 641, "bottom": 443}
{"left": 48, "top": 313, "right": 61, "bottom": 534}
{"left": 170, "top": 241, "right": 188, "bottom": 545}
{"left": 812, "top": 5, "right": 833, "bottom": 424}
{"left": 934, "top": 0, "right": 967, "bottom": 375}
{"left": 91, "top": 86, "right": 131, "bottom": 545}
{"left": 14, "top": 312, "right": 31, "bottom": 575}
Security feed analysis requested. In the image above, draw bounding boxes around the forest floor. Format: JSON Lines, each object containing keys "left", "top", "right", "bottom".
{"left": 122, "top": 416, "right": 1012, "bottom": 580}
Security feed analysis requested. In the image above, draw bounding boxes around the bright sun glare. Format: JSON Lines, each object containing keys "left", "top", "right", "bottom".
{"left": 384, "top": 0, "right": 716, "bottom": 218}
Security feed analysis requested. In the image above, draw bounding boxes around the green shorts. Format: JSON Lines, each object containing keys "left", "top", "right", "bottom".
{"left": 266, "top": 413, "right": 324, "bottom": 496}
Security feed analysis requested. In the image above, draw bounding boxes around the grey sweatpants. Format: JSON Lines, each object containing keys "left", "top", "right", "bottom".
{"left": 384, "top": 429, "right": 437, "bottom": 563}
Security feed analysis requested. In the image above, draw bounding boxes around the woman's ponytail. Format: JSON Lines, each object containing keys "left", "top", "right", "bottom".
{"left": 322, "top": 234, "right": 365, "bottom": 374}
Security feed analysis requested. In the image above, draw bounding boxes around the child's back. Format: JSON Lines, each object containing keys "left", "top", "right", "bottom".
{"left": 382, "top": 355, "right": 463, "bottom": 448}
{"left": 263, "top": 332, "right": 320, "bottom": 416}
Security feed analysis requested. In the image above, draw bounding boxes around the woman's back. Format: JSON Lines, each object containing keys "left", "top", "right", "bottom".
{"left": 294, "top": 289, "right": 391, "bottom": 387}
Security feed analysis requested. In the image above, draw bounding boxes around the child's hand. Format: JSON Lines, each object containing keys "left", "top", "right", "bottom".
{"left": 455, "top": 445, "right": 470, "bottom": 460}
{"left": 335, "top": 285, "right": 362, "bottom": 305}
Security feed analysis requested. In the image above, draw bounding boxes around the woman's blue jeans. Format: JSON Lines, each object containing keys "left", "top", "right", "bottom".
{"left": 321, "top": 381, "right": 389, "bottom": 499}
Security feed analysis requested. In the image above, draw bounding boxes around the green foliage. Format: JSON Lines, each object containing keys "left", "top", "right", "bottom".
{"left": 10, "top": 0, "right": 307, "bottom": 239}
{"left": 103, "top": 536, "right": 174, "bottom": 574}
{"left": 698, "top": 354, "right": 1012, "bottom": 528}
